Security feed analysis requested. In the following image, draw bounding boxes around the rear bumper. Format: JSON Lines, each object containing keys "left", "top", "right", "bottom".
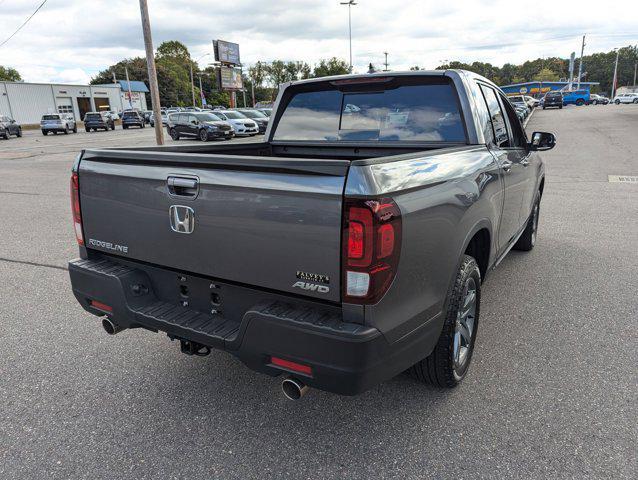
{"left": 67, "top": 256, "right": 430, "bottom": 395}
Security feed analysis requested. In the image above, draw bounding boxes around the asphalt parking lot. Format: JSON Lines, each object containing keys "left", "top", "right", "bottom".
{"left": 1, "top": 106, "right": 636, "bottom": 479}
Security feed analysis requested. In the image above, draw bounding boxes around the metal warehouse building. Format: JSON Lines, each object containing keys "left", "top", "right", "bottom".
{"left": 0, "top": 80, "right": 148, "bottom": 125}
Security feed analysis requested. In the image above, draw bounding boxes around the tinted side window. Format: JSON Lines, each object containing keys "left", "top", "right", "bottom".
{"left": 189, "top": 114, "right": 198, "bottom": 124}
{"left": 500, "top": 96, "right": 526, "bottom": 148}
{"left": 176, "top": 114, "right": 186, "bottom": 124}
{"left": 471, "top": 82, "right": 494, "bottom": 144}
{"left": 479, "top": 85, "right": 509, "bottom": 147}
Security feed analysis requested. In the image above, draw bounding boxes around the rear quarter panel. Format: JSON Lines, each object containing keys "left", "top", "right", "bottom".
{"left": 345, "top": 146, "right": 503, "bottom": 343}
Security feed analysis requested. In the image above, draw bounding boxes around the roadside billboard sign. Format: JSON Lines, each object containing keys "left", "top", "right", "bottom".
{"left": 215, "top": 40, "right": 240, "bottom": 65}
{"left": 219, "top": 67, "right": 243, "bottom": 90}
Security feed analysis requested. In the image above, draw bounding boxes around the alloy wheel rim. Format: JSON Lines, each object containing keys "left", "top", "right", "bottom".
{"left": 453, "top": 277, "right": 477, "bottom": 372}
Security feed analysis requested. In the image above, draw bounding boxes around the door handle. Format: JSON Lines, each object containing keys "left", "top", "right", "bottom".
{"left": 501, "top": 160, "right": 513, "bottom": 172}
{"left": 168, "top": 176, "right": 198, "bottom": 197}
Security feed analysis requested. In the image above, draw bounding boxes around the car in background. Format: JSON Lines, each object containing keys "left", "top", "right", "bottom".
{"left": 257, "top": 108, "right": 272, "bottom": 117}
{"left": 613, "top": 92, "right": 638, "bottom": 104}
{"left": 121, "top": 110, "right": 145, "bottom": 129}
{"left": 597, "top": 95, "right": 610, "bottom": 105}
{"left": 40, "top": 113, "right": 77, "bottom": 135}
{"left": 0, "top": 115, "right": 22, "bottom": 139}
{"left": 213, "top": 110, "right": 259, "bottom": 136}
{"left": 141, "top": 110, "right": 153, "bottom": 123}
{"left": 562, "top": 90, "right": 590, "bottom": 106}
{"left": 588, "top": 94, "right": 604, "bottom": 105}
{"left": 542, "top": 91, "right": 563, "bottom": 109}
{"left": 167, "top": 111, "right": 234, "bottom": 142}
{"left": 84, "top": 112, "right": 115, "bottom": 132}
{"left": 508, "top": 95, "right": 532, "bottom": 111}
{"left": 524, "top": 95, "right": 540, "bottom": 107}
{"left": 103, "top": 110, "right": 120, "bottom": 121}
{"left": 235, "top": 108, "right": 269, "bottom": 133}
{"left": 509, "top": 96, "right": 530, "bottom": 113}
{"left": 149, "top": 110, "right": 168, "bottom": 127}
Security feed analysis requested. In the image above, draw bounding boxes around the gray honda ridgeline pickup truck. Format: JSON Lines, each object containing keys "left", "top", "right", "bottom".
{"left": 69, "top": 70, "right": 555, "bottom": 399}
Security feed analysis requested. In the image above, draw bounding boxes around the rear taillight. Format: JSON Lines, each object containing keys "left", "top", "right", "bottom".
{"left": 70, "top": 172, "right": 84, "bottom": 245}
{"left": 342, "top": 198, "right": 402, "bottom": 304}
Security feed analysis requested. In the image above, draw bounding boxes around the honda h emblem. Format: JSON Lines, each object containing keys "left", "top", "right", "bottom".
{"left": 169, "top": 205, "right": 195, "bottom": 234}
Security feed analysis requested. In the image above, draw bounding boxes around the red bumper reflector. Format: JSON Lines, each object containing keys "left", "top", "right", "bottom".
{"left": 90, "top": 300, "right": 113, "bottom": 313}
{"left": 270, "top": 356, "right": 313, "bottom": 376}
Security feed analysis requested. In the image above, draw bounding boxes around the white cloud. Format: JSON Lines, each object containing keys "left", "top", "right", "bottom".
{"left": 0, "top": 0, "right": 636, "bottom": 83}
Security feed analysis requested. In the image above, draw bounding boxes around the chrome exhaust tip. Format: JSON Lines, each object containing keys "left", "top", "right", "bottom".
{"left": 281, "top": 376, "right": 309, "bottom": 400}
{"left": 102, "top": 317, "right": 124, "bottom": 335}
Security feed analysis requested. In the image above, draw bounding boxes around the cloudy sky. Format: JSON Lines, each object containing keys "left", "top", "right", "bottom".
{"left": 1, "top": 0, "right": 637, "bottom": 84}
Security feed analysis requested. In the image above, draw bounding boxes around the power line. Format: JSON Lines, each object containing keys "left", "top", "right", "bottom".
{"left": 0, "top": 0, "right": 48, "bottom": 48}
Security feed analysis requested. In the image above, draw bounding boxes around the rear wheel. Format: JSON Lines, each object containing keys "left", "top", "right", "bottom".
{"left": 615, "top": 99, "right": 620, "bottom": 105}
{"left": 633, "top": 99, "right": 638, "bottom": 104}
{"left": 170, "top": 128, "right": 180, "bottom": 141}
{"left": 42, "top": 130, "right": 48, "bottom": 135}
{"left": 64, "top": 126, "right": 69, "bottom": 134}
{"left": 514, "top": 192, "right": 540, "bottom": 251}
{"left": 408, "top": 255, "right": 481, "bottom": 387}
{"left": 72, "top": 125, "right": 77, "bottom": 133}
{"left": 199, "top": 129, "right": 209, "bottom": 141}
{"left": 16, "top": 128, "right": 22, "bottom": 137}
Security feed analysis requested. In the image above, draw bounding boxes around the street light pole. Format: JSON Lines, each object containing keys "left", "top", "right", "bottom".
{"left": 340, "top": 1, "right": 357, "bottom": 72}
{"left": 138, "top": 0, "right": 164, "bottom": 145}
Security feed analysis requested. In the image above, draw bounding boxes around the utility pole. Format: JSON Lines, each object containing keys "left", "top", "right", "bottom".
{"left": 634, "top": 62, "right": 637, "bottom": 87}
{"left": 198, "top": 75, "right": 205, "bottom": 107}
{"left": 577, "top": 34, "right": 586, "bottom": 89}
{"left": 251, "top": 80, "right": 255, "bottom": 107}
{"left": 611, "top": 49, "right": 620, "bottom": 99}
{"left": 125, "top": 66, "right": 133, "bottom": 109}
{"left": 189, "top": 62, "right": 196, "bottom": 107}
{"left": 383, "top": 52, "right": 389, "bottom": 71}
{"left": 340, "top": 1, "right": 357, "bottom": 72}
{"left": 138, "top": 0, "right": 164, "bottom": 145}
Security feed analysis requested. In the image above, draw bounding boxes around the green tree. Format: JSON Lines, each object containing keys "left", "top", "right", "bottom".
{"left": 312, "top": 57, "right": 350, "bottom": 77}
{"left": 0, "top": 66, "right": 22, "bottom": 81}
{"left": 534, "top": 67, "right": 559, "bottom": 82}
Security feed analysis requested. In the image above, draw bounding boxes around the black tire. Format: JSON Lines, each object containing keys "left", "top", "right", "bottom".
{"left": 64, "top": 127, "right": 69, "bottom": 134}
{"left": 85, "top": 129, "right": 90, "bottom": 133}
{"left": 615, "top": 100, "right": 620, "bottom": 105}
{"left": 42, "top": 130, "right": 48, "bottom": 136}
{"left": 559, "top": 105, "right": 563, "bottom": 109}
{"left": 592, "top": 100, "right": 598, "bottom": 105}
{"left": 72, "top": 125, "right": 77, "bottom": 133}
{"left": 633, "top": 99, "right": 638, "bottom": 104}
{"left": 170, "top": 128, "right": 180, "bottom": 141}
{"left": 514, "top": 192, "right": 541, "bottom": 251}
{"left": 123, "top": 125, "right": 128, "bottom": 129}
{"left": 199, "top": 129, "right": 209, "bottom": 141}
{"left": 408, "top": 255, "right": 481, "bottom": 388}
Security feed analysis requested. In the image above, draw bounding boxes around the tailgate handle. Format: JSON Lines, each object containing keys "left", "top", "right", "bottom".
{"left": 168, "top": 177, "right": 198, "bottom": 197}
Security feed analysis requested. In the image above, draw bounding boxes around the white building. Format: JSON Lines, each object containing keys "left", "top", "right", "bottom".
{"left": 0, "top": 80, "right": 148, "bottom": 125}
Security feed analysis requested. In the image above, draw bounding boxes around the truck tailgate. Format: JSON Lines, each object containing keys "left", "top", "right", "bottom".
{"left": 78, "top": 149, "right": 349, "bottom": 302}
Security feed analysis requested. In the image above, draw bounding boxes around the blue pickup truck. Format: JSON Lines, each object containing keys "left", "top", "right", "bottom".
{"left": 561, "top": 89, "right": 590, "bottom": 106}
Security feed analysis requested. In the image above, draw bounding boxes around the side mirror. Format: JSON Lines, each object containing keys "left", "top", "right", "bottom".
{"left": 529, "top": 131, "right": 556, "bottom": 151}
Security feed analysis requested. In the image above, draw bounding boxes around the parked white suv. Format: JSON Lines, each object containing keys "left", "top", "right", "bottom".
{"left": 41, "top": 113, "right": 77, "bottom": 135}
{"left": 613, "top": 93, "right": 638, "bottom": 104}
{"left": 213, "top": 110, "right": 259, "bottom": 136}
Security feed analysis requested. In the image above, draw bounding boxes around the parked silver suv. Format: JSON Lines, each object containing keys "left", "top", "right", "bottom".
{"left": 41, "top": 113, "right": 78, "bottom": 135}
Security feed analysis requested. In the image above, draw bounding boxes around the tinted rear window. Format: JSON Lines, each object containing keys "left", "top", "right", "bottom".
{"left": 43, "top": 115, "right": 60, "bottom": 120}
{"left": 85, "top": 114, "right": 101, "bottom": 120}
{"left": 122, "top": 112, "right": 138, "bottom": 118}
{"left": 273, "top": 80, "right": 466, "bottom": 142}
